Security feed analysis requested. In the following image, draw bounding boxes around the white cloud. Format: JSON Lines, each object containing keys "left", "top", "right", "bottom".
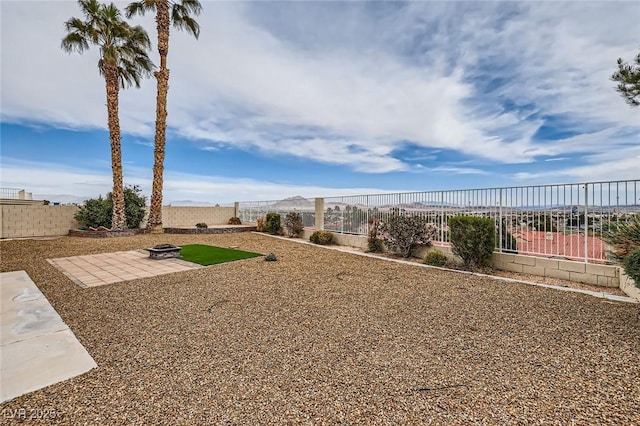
{"left": 513, "top": 145, "right": 640, "bottom": 183}
{"left": 1, "top": 1, "right": 639, "bottom": 177}
{"left": 0, "top": 158, "right": 409, "bottom": 204}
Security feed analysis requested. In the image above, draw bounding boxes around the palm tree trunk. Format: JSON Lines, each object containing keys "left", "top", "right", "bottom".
{"left": 147, "top": 0, "right": 171, "bottom": 234}
{"left": 104, "top": 63, "right": 127, "bottom": 231}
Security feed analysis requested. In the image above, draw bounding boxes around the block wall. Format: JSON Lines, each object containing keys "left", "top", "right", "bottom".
{"left": 1, "top": 205, "right": 237, "bottom": 238}
{"left": 153, "top": 206, "right": 235, "bottom": 227}
{"left": 1, "top": 205, "right": 80, "bottom": 238}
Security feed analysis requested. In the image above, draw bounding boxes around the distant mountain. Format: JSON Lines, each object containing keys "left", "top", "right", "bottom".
{"left": 271, "top": 196, "right": 314, "bottom": 208}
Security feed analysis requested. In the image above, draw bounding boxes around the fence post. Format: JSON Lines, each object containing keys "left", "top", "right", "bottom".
{"left": 499, "top": 188, "right": 503, "bottom": 253}
{"left": 234, "top": 202, "right": 239, "bottom": 219}
{"left": 315, "top": 198, "right": 324, "bottom": 230}
{"left": 584, "top": 183, "right": 588, "bottom": 263}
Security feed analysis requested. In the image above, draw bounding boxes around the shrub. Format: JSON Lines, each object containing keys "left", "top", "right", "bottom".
{"left": 604, "top": 215, "right": 640, "bottom": 261}
{"left": 284, "top": 211, "right": 304, "bottom": 237}
{"left": 265, "top": 213, "right": 282, "bottom": 235}
{"left": 74, "top": 185, "right": 147, "bottom": 229}
{"left": 449, "top": 215, "right": 496, "bottom": 270}
{"left": 310, "top": 230, "right": 333, "bottom": 245}
{"left": 228, "top": 217, "right": 242, "bottom": 225}
{"left": 195, "top": 223, "right": 208, "bottom": 229}
{"left": 424, "top": 249, "right": 448, "bottom": 267}
{"left": 377, "top": 209, "right": 437, "bottom": 258}
{"left": 121, "top": 185, "right": 147, "bottom": 228}
{"left": 264, "top": 252, "right": 278, "bottom": 262}
{"left": 74, "top": 196, "right": 111, "bottom": 229}
{"left": 623, "top": 248, "right": 640, "bottom": 289}
{"left": 367, "top": 219, "right": 384, "bottom": 252}
{"left": 256, "top": 216, "right": 266, "bottom": 232}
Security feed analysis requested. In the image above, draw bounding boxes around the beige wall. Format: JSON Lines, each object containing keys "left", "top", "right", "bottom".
{"left": 149, "top": 206, "right": 235, "bottom": 228}
{"left": 1, "top": 205, "right": 237, "bottom": 238}
{"left": 0, "top": 205, "right": 80, "bottom": 238}
{"left": 618, "top": 268, "right": 640, "bottom": 300}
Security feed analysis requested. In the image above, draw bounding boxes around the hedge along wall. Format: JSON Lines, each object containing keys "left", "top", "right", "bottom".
{"left": 1, "top": 205, "right": 237, "bottom": 239}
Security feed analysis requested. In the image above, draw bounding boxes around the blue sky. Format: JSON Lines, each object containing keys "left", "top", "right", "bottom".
{"left": 1, "top": 1, "right": 639, "bottom": 204}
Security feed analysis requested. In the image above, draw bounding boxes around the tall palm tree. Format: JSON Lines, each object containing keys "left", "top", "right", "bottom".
{"left": 126, "top": 0, "right": 202, "bottom": 234}
{"left": 62, "top": 0, "right": 154, "bottom": 230}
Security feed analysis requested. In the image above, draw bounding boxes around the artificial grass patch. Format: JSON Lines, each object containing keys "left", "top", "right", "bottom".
{"left": 179, "top": 244, "right": 262, "bottom": 266}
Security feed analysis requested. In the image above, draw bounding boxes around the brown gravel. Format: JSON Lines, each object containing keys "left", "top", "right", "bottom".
{"left": 361, "top": 249, "right": 630, "bottom": 298}
{"left": 1, "top": 233, "right": 639, "bottom": 425}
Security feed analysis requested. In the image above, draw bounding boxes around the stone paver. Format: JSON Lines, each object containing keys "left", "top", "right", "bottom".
{"left": 47, "top": 250, "right": 203, "bottom": 288}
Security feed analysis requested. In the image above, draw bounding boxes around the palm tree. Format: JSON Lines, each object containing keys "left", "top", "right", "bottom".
{"left": 62, "top": 0, "right": 154, "bottom": 230}
{"left": 126, "top": 0, "right": 202, "bottom": 233}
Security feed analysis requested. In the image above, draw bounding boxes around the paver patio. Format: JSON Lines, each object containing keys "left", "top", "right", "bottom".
{"left": 47, "top": 250, "right": 202, "bottom": 288}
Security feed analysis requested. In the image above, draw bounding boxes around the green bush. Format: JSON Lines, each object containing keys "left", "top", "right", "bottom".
{"left": 196, "top": 223, "right": 208, "bottom": 229}
{"left": 265, "top": 212, "right": 282, "bottom": 235}
{"left": 310, "top": 230, "right": 333, "bottom": 245}
{"left": 284, "top": 212, "right": 303, "bottom": 237}
{"left": 424, "top": 249, "right": 448, "bottom": 267}
{"left": 449, "top": 215, "right": 496, "bottom": 270}
{"left": 378, "top": 209, "right": 437, "bottom": 258}
{"left": 227, "top": 217, "right": 241, "bottom": 225}
{"left": 74, "top": 185, "right": 147, "bottom": 229}
{"left": 121, "top": 185, "right": 147, "bottom": 228}
{"left": 367, "top": 219, "right": 384, "bottom": 252}
{"left": 604, "top": 215, "right": 640, "bottom": 261}
{"left": 623, "top": 248, "right": 640, "bottom": 289}
{"left": 74, "top": 196, "right": 111, "bottom": 229}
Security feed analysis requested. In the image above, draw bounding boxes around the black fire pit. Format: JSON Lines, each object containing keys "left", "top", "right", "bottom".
{"left": 146, "top": 244, "right": 182, "bottom": 260}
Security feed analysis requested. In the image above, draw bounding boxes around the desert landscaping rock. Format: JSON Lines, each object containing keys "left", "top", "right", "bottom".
{"left": 0, "top": 233, "right": 638, "bottom": 424}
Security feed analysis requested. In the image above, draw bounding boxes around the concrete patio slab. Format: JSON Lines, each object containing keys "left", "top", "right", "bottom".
{"left": 48, "top": 249, "right": 203, "bottom": 288}
{"left": 0, "top": 270, "right": 97, "bottom": 403}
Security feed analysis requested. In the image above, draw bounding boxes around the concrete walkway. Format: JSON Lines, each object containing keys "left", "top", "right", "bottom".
{"left": 48, "top": 250, "right": 202, "bottom": 288}
{"left": 0, "top": 271, "right": 97, "bottom": 403}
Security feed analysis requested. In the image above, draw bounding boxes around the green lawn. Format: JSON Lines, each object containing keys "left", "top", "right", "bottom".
{"left": 179, "top": 244, "right": 262, "bottom": 266}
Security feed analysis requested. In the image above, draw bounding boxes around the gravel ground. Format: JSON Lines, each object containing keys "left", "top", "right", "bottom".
{"left": 1, "top": 233, "right": 639, "bottom": 425}
{"left": 361, "top": 249, "right": 629, "bottom": 297}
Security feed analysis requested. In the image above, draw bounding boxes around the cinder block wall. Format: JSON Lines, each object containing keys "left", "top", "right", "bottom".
{"left": 0, "top": 205, "right": 80, "bottom": 238}
{"left": 491, "top": 252, "right": 619, "bottom": 287}
{"left": 1, "top": 205, "right": 237, "bottom": 238}
{"left": 153, "top": 206, "right": 235, "bottom": 228}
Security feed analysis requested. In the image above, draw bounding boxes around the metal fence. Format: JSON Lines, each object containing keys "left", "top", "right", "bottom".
{"left": 237, "top": 198, "right": 316, "bottom": 228}
{"left": 0, "top": 188, "right": 22, "bottom": 199}
{"left": 238, "top": 180, "right": 639, "bottom": 263}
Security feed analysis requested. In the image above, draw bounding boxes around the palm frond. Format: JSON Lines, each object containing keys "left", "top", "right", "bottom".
{"left": 171, "top": 1, "right": 201, "bottom": 38}
{"left": 125, "top": 0, "right": 158, "bottom": 19}
{"left": 62, "top": 0, "right": 155, "bottom": 89}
